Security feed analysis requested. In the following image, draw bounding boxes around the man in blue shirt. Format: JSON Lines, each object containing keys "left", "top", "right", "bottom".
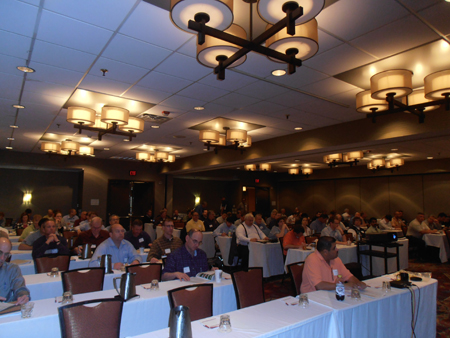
{"left": 310, "top": 214, "right": 328, "bottom": 234}
{"left": 321, "top": 216, "right": 347, "bottom": 244}
{"left": 213, "top": 217, "right": 236, "bottom": 237}
{"left": 162, "top": 229, "right": 215, "bottom": 281}
{"left": 90, "top": 224, "right": 141, "bottom": 270}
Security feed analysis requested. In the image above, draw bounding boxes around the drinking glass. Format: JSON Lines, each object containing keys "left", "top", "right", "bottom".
{"left": 50, "top": 267, "right": 59, "bottom": 277}
{"left": 21, "top": 302, "right": 34, "bottom": 318}
{"left": 382, "top": 281, "right": 391, "bottom": 293}
{"left": 299, "top": 294, "right": 309, "bottom": 308}
{"left": 351, "top": 286, "right": 361, "bottom": 301}
{"left": 150, "top": 279, "right": 159, "bottom": 291}
{"left": 422, "top": 272, "right": 432, "bottom": 282}
{"left": 218, "top": 314, "right": 232, "bottom": 333}
{"left": 61, "top": 291, "right": 73, "bottom": 305}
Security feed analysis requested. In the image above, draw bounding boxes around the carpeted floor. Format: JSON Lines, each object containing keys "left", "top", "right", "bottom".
{"left": 263, "top": 259, "right": 450, "bottom": 338}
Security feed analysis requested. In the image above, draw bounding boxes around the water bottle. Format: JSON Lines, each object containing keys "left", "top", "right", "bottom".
{"left": 336, "top": 281, "right": 345, "bottom": 301}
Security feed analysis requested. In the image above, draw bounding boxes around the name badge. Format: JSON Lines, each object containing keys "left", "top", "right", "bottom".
{"left": 333, "top": 269, "right": 338, "bottom": 276}
{"left": 45, "top": 248, "right": 58, "bottom": 255}
{"left": 183, "top": 266, "right": 190, "bottom": 273}
{"left": 260, "top": 226, "right": 264, "bottom": 229}
{"left": 139, "top": 238, "right": 144, "bottom": 243}
{"left": 209, "top": 224, "right": 213, "bottom": 228}
{"left": 165, "top": 248, "right": 171, "bottom": 254}
{"left": 91, "top": 244, "right": 96, "bottom": 248}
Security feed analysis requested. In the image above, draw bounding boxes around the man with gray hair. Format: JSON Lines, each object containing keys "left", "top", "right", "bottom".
{"left": 74, "top": 217, "right": 109, "bottom": 255}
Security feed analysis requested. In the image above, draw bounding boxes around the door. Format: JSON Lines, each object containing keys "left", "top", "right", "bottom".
{"left": 255, "top": 187, "right": 271, "bottom": 217}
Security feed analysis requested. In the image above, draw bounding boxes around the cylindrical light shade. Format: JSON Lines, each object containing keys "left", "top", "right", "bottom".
{"left": 257, "top": 0, "right": 325, "bottom": 26}
{"left": 265, "top": 19, "right": 318, "bottom": 62}
{"left": 356, "top": 90, "right": 389, "bottom": 113}
{"left": 407, "top": 89, "right": 440, "bottom": 111}
{"left": 288, "top": 168, "right": 299, "bottom": 175}
{"left": 386, "top": 158, "right": 404, "bottom": 168}
{"left": 118, "top": 117, "right": 145, "bottom": 133}
{"left": 242, "top": 186, "right": 247, "bottom": 192}
{"left": 260, "top": 163, "right": 271, "bottom": 171}
{"left": 424, "top": 69, "right": 450, "bottom": 100}
{"left": 61, "top": 141, "right": 79, "bottom": 153}
{"left": 240, "top": 135, "right": 252, "bottom": 147}
{"left": 302, "top": 168, "right": 313, "bottom": 175}
{"left": 67, "top": 107, "right": 95, "bottom": 125}
{"left": 101, "top": 106, "right": 129, "bottom": 125}
{"left": 167, "top": 154, "right": 176, "bottom": 163}
{"left": 245, "top": 164, "right": 256, "bottom": 171}
{"left": 371, "top": 158, "right": 385, "bottom": 168}
{"left": 324, "top": 153, "right": 342, "bottom": 163}
{"left": 40, "top": 142, "right": 61, "bottom": 153}
{"left": 226, "top": 129, "right": 247, "bottom": 143}
{"left": 217, "top": 134, "right": 227, "bottom": 146}
{"left": 155, "top": 151, "right": 169, "bottom": 160}
{"left": 367, "top": 163, "right": 374, "bottom": 170}
{"left": 93, "top": 116, "right": 110, "bottom": 129}
{"left": 136, "top": 152, "right": 150, "bottom": 161}
{"left": 78, "top": 146, "right": 94, "bottom": 156}
{"left": 170, "top": 0, "right": 233, "bottom": 33}
{"left": 199, "top": 130, "right": 220, "bottom": 143}
{"left": 197, "top": 24, "right": 247, "bottom": 68}
{"left": 370, "top": 69, "right": 413, "bottom": 99}
{"left": 347, "top": 151, "right": 364, "bottom": 160}
{"left": 147, "top": 154, "right": 156, "bottom": 163}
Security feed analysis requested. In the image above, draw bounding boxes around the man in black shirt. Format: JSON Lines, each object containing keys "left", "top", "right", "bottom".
{"left": 32, "top": 219, "right": 69, "bottom": 259}
{"left": 124, "top": 219, "right": 152, "bottom": 250}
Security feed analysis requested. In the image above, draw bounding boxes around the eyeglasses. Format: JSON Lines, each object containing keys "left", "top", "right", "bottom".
{"left": 164, "top": 224, "right": 174, "bottom": 228}
{"left": 192, "top": 239, "right": 203, "bottom": 246}
{"left": 0, "top": 250, "right": 11, "bottom": 260}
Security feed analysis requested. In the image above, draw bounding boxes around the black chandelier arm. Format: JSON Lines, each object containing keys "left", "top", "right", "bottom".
{"left": 72, "top": 124, "right": 137, "bottom": 140}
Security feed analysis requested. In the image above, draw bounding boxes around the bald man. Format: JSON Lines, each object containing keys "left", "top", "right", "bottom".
{"left": 0, "top": 238, "right": 30, "bottom": 305}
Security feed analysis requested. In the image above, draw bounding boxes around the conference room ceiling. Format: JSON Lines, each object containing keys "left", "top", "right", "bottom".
{"left": 1, "top": 0, "right": 449, "bottom": 171}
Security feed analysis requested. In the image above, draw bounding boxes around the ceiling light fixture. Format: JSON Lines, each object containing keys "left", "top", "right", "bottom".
{"left": 17, "top": 66, "right": 35, "bottom": 73}
{"left": 289, "top": 167, "right": 313, "bottom": 176}
{"left": 427, "top": 156, "right": 433, "bottom": 159}
{"left": 7, "top": 137, "right": 14, "bottom": 141}
{"left": 294, "top": 127, "right": 303, "bottom": 130}
{"left": 199, "top": 127, "right": 251, "bottom": 154}
{"left": 12, "top": 104, "right": 25, "bottom": 109}
{"left": 136, "top": 150, "right": 176, "bottom": 163}
{"left": 324, "top": 151, "right": 364, "bottom": 168}
{"left": 151, "top": 125, "right": 160, "bottom": 129}
{"left": 10, "top": 125, "right": 18, "bottom": 129}
{"left": 171, "top": 0, "right": 324, "bottom": 80}
{"left": 6, "top": 146, "right": 13, "bottom": 150}
{"left": 368, "top": 158, "right": 404, "bottom": 173}
{"left": 272, "top": 69, "right": 286, "bottom": 76}
{"left": 356, "top": 69, "right": 450, "bottom": 123}
{"left": 194, "top": 106, "right": 205, "bottom": 110}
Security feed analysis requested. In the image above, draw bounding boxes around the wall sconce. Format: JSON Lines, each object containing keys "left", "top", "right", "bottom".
{"left": 242, "top": 186, "right": 247, "bottom": 192}
{"left": 23, "top": 192, "right": 32, "bottom": 204}
{"left": 195, "top": 196, "right": 200, "bottom": 205}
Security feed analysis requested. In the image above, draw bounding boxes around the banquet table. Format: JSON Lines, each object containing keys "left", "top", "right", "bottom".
{"left": 143, "top": 223, "right": 156, "bottom": 242}
{"left": 9, "top": 235, "right": 20, "bottom": 243}
{"left": 0, "top": 277, "right": 237, "bottom": 338}
{"left": 11, "top": 242, "right": 20, "bottom": 250}
{"left": 423, "top": 232, "right": 450, "bottom": 263}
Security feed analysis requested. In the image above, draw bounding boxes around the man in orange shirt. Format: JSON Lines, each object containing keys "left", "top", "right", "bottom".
{"left": 282, "top": 223, "right": 306, "bottom": 256}
{"left": 301, "top": 236, "right": 366, "bottom": 293}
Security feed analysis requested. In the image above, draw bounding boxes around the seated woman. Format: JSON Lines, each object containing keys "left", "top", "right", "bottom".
{"left": 17, "top": 213, "right": 31, "bottom": 229}
{"left": 300, "top": 217, "right": 312, "bottom": 237}
{"left": 269, "top": 218, "right": 289, "bottom": 240}
{"left": 282, "top": 223, "right": 306, "bottom": 255}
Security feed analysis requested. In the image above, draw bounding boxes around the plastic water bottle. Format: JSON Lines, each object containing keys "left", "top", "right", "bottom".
{"left": 336, "top": 281, "right": 345, "bottom": 301}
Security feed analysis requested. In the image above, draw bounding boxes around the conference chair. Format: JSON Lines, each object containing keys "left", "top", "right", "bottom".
{"left": 58, "top": 298, "right": 123, "bottom": 338}
{"left": 345, "top": 262, "right": 364, "bottom": 281}
{"left": 167, "top": 284, "right": 213, "bottom": 321}
{"left": 306, "top": 235, "right": 319, "bottom": 244}
{"left": 62, "top": 268, "right": 105, "bottom": 295}
{"left": 231, "top": 267, "right": 264, "bottom": 309}
{"left": 34, "top": 254, "right": 70, "bottom": 274}
{"left": 126, "top": 263, "right": 162, "bottom": 285}
{"left": 343, "top": 233, "right": 354, "bottom": 242}
{"left": 15, "top": 228, "right": 24, "bottom": 236}
{"left": 287, "top": 261, "right": 304, "bottom": 296}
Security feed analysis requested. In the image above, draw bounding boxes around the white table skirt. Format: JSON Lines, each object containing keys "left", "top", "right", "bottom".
{"left": 11, "top": 242, "right": 20, "bottom": 250}
{"left": 0, "top": 277, "right": 237, "bottom": 338}
{"left": 132, "top": 296, "right": 335, "bottom": 338}
{"left": 9, "top": 235, "right": 20, "bottom": 243}
{"left": 216, "top": 236, "right": 232, "bottom": 266}
{"left": 423, "top": 233, "right": 450, "bottom": 263}
{"left": 144, "top": 223, "right": 156, "bottom": 242}
{"left": 10, "top": 250, "right": 32, "bottom": 261}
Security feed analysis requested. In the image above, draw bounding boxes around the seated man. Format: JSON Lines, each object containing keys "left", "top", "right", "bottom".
{"left": 347, "top": 217, "right": 365, "bottom": 240}
{"left": 146, "top": 219, "right": 183, "bottom": 263}
{"left": 19, "top": 214, "right": 42, "bottom": 242}
{"left": 73, "top": 217, "right": 109, "bottom": 255}
{"left": 18, "top": 218, "right": 46, "bottom": 250}
{"left": 268, "top": 212, "right": 282, "bottom": 230}
{"left": 162, "top": 229, "right": 215, "bottom": 281}
{"left": 203, "top": 211, "right": 219, "bottom": 231}
{"left": 75, "top": 211, "right": 98, "bottom": 234}
{"left": 265, "top": 209, "right": 278, "bottom": 227}
{"left": 124, "top": 219, "right": 152, "bottom": 250}
{"left": 378, "top": 215, "right": 393, "bottom": 230}
{"left": 236, "top": 213, "right": 269, "bottom": 269}
{"left": 321, "top": 216, "right": 347, "bottom": 245}
{"left": 32, "top": 219, "right": 70, "bottom": 259}
{"left": 0, "top": 238, "right": 30, "bottom": 305}
{"left": 424, "top": 215, "right": 441, "bottom": 231}
{"left": 143, "top": 209, "right": 154, "bottom": 224}
{"left": 254, "top": 214, "right": 270, "bottom": 237}
{"left": 105, "top": 214, "right": 120, "bottom": 232}
{"left": 42, "top": 209, "right": 54, "bottom": 220}
{"left": 213, "top": 217, "right": 236, "bottom": 237}
{"left": 283, "top": 222, "right": 306, "bottom": 256}
{"left": 391, "top": 211, "right": 405, "bottom": 229}
{"left": 186, "top": 212, "right": 205, "bottom": 232}
{"left": 366, "top": 217, "right": 382, "bottom": 234}
{"left": 406, "top": 213, "right": 438, "bottom": 260}
{"left": 234, "top": 212, "right": 245, "bottom": 227}
{"left": 172, "top": 209, "right": 182, "bottom": 221}
{"left": 90, "top": 224, "right": 141, "bottom": 270}
{"left": 216, "top": 212, "right": 228, "bottom": 225}
{"left": 61, "top": 209, "right": 79, "bottom": 229}
{"left": 301, "top": 236, "right": 367, "bottom": 293}
{"left": 73, "top": 211, "right": 87, "bottom": 228}
{"left": 310, "top": 214, "right": 328, "bottom": 234}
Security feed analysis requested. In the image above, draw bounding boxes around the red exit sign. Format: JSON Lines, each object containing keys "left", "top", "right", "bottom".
{"left": 129, "top": 171, "right": 137, "bottom": 176}
{"left": 255, "top": 179, "right": 260, "bottom": 183}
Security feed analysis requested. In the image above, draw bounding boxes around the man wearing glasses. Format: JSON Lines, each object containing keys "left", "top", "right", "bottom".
{"left": 0, "top": 238, "right": 30, "bottom": 305}
{"left": 162, "top": 229, "right": 216, "bottom": 281}
{"left": 147, "top": 220, "right": 183, "bottom": 263}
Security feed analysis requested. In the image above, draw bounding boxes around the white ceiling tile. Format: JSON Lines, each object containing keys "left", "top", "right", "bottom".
{"left": 0, "top": 98, "right": 19, "bottom": 116}
{"left": 401, "top": 0, "right": 440, "bottom": 11}
{"left": 237, "top": 81, "right": 289, "bottom": 100}
{"left": 31, "top": 40, "right": 96, "bottom": 72}
{"left": 177, "top": 83, "right": 229, "bottom": 102}
{"left": 212, "top": 93, "right": 260, "bottom": 109}
{"left": 141, "top": 104, "right": 187, "bottom": 118}
{"left": 23, "top": 80, "right": 74, "bottom": 99}
{"left": 36, "top": 10, "right": 114, "bottom": 54}
{"left": 300, "top": 77, "right": 359, "bottom": 97}
{"left": 201, "top": 102, "right": 235, "bottom": 115}
{"left": 89, "top": 57, "right": 149, "bottom": 84}
{"left": 0, "top": 54, "right": 26, "bottom": 76}
{"left": 235, "top": 52, "right": 280, "bottom": 78}
{"left": 119, "top": 2, "right": 192, "bottom": 51}
{"left": 138, "top": 71, "right": 192, "bottom": 93}
{"left": 0, "top": 0, "right": 38, "bottom": 37}
{"left": 102, "top": 34, "right": 172, "bottom": 70}
{"left": 267, "top": 90, "right": 313, "bottom": 108}
{"left": 267, "top": 66, "right": 329, "bottom": 89}
{"left": 0, "top": 30, "right": 32, "bottom": 59}
{"left": 419, "top": 2, "right": 450, "bottom": 35}
{"left": 298, "top": 98, "right": 353, "bottom": 121}
{"left": 199, "top": 71, "right": 258, "bottom": 92}
{"left": 317, "top": 0, "right": 409, "bottom": 41}
{"left": 122, "top": 85, "right": 172, "bottom": 104}
{"left": 272, "top": 107, "right": 339, "bottom": 127}
{"left": 316, "top": 29, "right": 344, "bottom": 55}
{"left": 0, "top": 72, "right": 22, "bottom": 100}
{"left": 303, "top": 44, "right": 376, "bottom": 76}
{"left": 19, "top": 95, "right": 65, "bottom": 113}
{"left": 351, "top": 15, "right": 438, "bottom": 59}
{"left": 327, "top": 88, "right": 361, "bottom": 108}
{"left": 176, "top": 37, "right": 197, "bottom": 58}
{"left": 245, "top": 101, "right": 287, "bottom": 115}
{"left": 43, "top": 0, "right": 137, "bottom": 30}
{"left": 271, "top": 120, "right": 308, "bottom": 132}
{"left": 47, "top": 115, "right": 79, "bottom": 135}
{"left": 28, "top": 61, "right": 84, "bottom": 87}
{"left": 159, "top": 95, "right": 206, "bottom": 111}
{"left": 154, "top": 53, "right": 211, "bottom": 81}
{"left": 80, "top": 74, "right": 130, "bottom": 96}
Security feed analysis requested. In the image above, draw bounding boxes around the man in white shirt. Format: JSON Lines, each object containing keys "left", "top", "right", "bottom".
{"left": 235, "top": 213, "right": 268, "bottom": 269}
{"left": 342, "top": 208, "right": 351, "bottom": 222}
{"left": 61, "top": 209, "right": 79, "bottom": 229}
{"left": 378, "top": 215, "right": 393, "bottom": 230}
{"left": 406, "top": 213, "right": 438, "bottom": 260}
{"left": 216, "top": 212, "right": 228, "bottom": 225}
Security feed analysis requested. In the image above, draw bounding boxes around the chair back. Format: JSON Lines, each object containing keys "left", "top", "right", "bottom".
{"left": 306, "top": 235, "right": 319, "bottom": 244}
{"left": 16, "top": 228, "right": 24, "bottom": 236}
{"left": 345, "top": 262, "right": 363, "bottom": 281}
{"left": 63, "top": 231, "right": 78, "bottom": 240}
{"left": 343, "top": 233, "right": 353, "bottom": 242}
{"left": 34, "top": 255, "right": 70, "bottom": 274}
{"left": 126, "top": 263, "right": 162, "bottom": 285}
{"left": 62, "top": 268, "right": 105, "bottom": 295}
{"left": 287, "top": 261, "right": 304, "bottom": 296}
{"left": 58, "top": 298, "right": 123, "bottom": 338}
{"left": 445, "top": 230, "right": 450, "bottom": 245}
{"left": 5, "top": 218, "right": 13, "bottom": 227}
{"left": 279, "top": 237, "right": 286, "bottom": 261}
{"left": 167, "top": 284, "right": 213, "bottom": 321}
{"left": 401, "top": 225, "right": 408, "bottom": 237}
{"left": 174, "top": 221, "right": 185, "bottom": 229}
{"left": 231, "top": 267, "right": 264, "bottom": 309}
{"left": 180, "top": 226, "right": 187, "bottom": 243}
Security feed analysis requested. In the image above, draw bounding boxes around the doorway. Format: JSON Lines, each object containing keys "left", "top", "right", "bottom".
{"left": 255, "top": 187, "right": 271, "bottom": 217}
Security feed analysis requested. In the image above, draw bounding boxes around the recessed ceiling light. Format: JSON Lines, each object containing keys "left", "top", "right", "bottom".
{"left": 194, "top": 106, "right": 205, "bottom": 110}
{"left": 176, "top": 155, "right": 181, "bottom": 158}
{"left": 271, "top": 69, "right": 286, "bottom": 77}
{"left": 294, "top": 159, "right": 299, "bottom": 162}
{"left": 391, "top": 148, "right": 398, "bottom": 151}
{"left": 10, "top": 125, "right": 18, "bottom": 129}
{"left": 17, "top": 66, "right": 35, "bottom": 73}
{"left": 427, "top": 156, "right": 433, "bottom": 159}
{"left": 12, "top": 104, "right": 25, "bottom": 109}
{"left": 236, "top": 167, "right": 240, "bottom": 169}
{"left": 294, "top": 127, "right": 303, "bottom": 130}
{"left": 123, "top": 139, "right": 130, "bottom": 142}
{"left": 96, "top": 113, "right": 101, "bottom": 116}
{"left": 151, "top": 125, "right": 160, "bottom": 129}
{"left": 6, "top": 146, "right": 13, "bottom": 150}
{"left": 274, "top": 170, "right": 278, "bottom": 173}
{"left": 203, "top": 149, "right": 208, "bottom": 151}
{"left": 7, "top": 137, "right": 14, "bottom": 140}
{"left": 104, "top": 148, "right": 110, "bottom": 151}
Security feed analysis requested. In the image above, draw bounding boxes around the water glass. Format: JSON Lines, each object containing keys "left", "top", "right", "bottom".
{"left": 299, "top": 294, "right": 309, "bottom": 308}
{"left": 21, "top": 302, "right": 34, "bottom": 318}
{"left": 61, "top": 291, "right": 73, "bottom": 305}
{"left": 50, "top": 267, "right": 59, "bottom": 277}
{"left": 382, "top": 281, "right": 391, "bottom": 293}
{"left": 139, "top": 247, "right": 145, "bottom": 254}
{"left": 351, "top": 286, "right": 361, "bottom": 301}
{"left": 218, "top": 314, "right": 232, "bottom": 333}
{"left": 422, "top": 272, "right": 432, "bottom": 282}
{"left": 150, "top": 279, "right": 159, "bottom": 291}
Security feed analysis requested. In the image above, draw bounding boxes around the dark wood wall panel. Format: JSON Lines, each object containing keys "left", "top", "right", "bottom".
{"left": 335, "top": 178, "right": 361, "bottom": 215}
{"left": 360, "top": 177, "right": 390, "bottom": 218}
{"left": 422, "top": 173, "right": 450, "bottom": 216}
{"left": 388, "top": 175, "right": 424, "bottom": 220}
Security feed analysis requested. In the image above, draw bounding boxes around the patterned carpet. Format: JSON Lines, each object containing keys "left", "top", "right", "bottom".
{"left": 263, "top": 258, "right": 450, "bottom": 338}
